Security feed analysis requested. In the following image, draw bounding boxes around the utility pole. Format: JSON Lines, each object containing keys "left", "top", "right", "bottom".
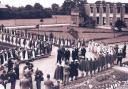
{"left": 36, "top": 24, "right": 39, "bottom": 39}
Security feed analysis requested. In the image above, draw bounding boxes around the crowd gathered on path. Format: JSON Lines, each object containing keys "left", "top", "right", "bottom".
{"left": 0, "top": 25, "right": 127, "bottom": 89}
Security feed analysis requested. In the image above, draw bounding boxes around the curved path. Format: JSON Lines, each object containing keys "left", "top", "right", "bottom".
{"left": 6, "top": 46, "right": 58, "bottom": 89}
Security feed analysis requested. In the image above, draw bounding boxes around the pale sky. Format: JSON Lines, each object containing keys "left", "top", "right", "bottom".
{"left": 0, "top": 0, "right": 128, "bottom": 8}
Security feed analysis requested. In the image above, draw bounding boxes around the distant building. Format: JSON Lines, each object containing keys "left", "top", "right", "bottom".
{"left": 86, "top": 3, "right": 128, "bottom": 27}
{"left": 71, "top": 2, "right": 128, "bottom": 28}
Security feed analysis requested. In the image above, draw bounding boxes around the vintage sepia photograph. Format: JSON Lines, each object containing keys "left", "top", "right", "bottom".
{"left": 0, "top": 0, "right": 128, "bottom": 89}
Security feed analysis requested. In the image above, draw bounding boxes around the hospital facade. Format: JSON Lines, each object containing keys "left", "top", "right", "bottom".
{"left": 71, "top": 3, "right": 128, "bottom": 27}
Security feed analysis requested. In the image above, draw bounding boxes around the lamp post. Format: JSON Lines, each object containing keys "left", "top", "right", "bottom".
{"left": 55, "top": 15, "right": 57, "bottom": 24}
{"left": 36, "top": 24, "right": 39, "bottom": 39}
{"left": 40, "top": 18, "right": 44, "bottom": 27}
{"left": 111, "top": 24, "right": 115, "bottom": 38}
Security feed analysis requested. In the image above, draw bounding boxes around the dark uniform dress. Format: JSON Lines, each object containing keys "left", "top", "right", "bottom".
{"left": 95, "top": 58, "right": 100, "bottom": 72}
{"left": 35, "top": 70, "right": 44, "bottom": 89}
{"left": 93, "top": 59, "right": 97, "bottom": 74}
{"left": 54, "top": 66, "right": 63, "bottom": 81}
{"left": 100, "top": 54, "right": 105, "bottom": 71}
{"left": 69, "top": 62, "right": 76, "bottom": 80}
{"left": 117, "top": 52, "right": 123, "bottom": 66}
{"left": 122, "top": 44, "right": 126, "bottom": 58}
{"left": 89, "top": 59, "right": 94, "bottom": 76}
{"left": 79, "top": 59, "right": 86, "bottom": 72}
{"left": 84, "top": 59, "right": 90, "bottom": 76}
{"left": 74, "top": 62, "right": 79, "bottom": 79}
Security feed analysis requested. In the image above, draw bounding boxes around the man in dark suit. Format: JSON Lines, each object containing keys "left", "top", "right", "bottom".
{"left": 57, "top": 48, "right": 62, "bottom": 64}
{"left": 114, "top": 44, "right": 119, "bottom": 56}
{"left": 35, "top": 69, "right": 44, "bottom": 89}
{"left": 74, "top": 60, "right": 79, "bottom": 80}
{"left": 8, "top": 69, "right": 17, "bottom": 89}
{"left": 7, "top": 59, "right": 13, "bottom": 72}
{"left": 64, "top": 49, "right": 70, "bottom": 62}
{"left": 72, "top": 49, "right": 76, "bottom": 61}
{"left": 117, "top": 50, "right": 123, "bottom": 66}
{"left": 75, "top": 47, "right": 79, "bottom": 60}
{"left": 14, "top": 59, "right": 20, "bottom": 80}
{"left": 0, "top": 70, "right": 8, "bottom": 89}
{"left": 69, "top": 61, "right": 75, "bottom": 81}
{"left": 81, "top": 46, "right": 86, "bottom": 58}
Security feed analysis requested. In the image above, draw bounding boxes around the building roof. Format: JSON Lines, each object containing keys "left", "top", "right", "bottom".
{"left": 0, "top": 2, "right": 7, "bottom": 9}
{"left": 89, "top": 3, "right": 128, "bottom": 7}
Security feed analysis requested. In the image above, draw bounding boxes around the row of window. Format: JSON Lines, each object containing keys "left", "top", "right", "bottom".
{"left": 90, "top": 7, "right": 127, "bottom": 14}
{"left": 96, "top": 17, "right": 128, "bottom": 25}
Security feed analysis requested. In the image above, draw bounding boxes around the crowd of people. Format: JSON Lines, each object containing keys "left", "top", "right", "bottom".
{"left": 0, "top": 59, "right": 61, "bottom": 89}
{"left": 54, "top": 41, "right": 127, "bottom": 86}
{"left": 0, "top": 26, "right": 127, "bottom": 89}
{"left": 0, "top": 27, "right": 55, "bottom": 89}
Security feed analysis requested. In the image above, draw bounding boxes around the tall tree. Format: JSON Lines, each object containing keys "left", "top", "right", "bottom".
{"left": 25, "top": 5, "right": 33, "bottom": 10}
{"left": 34, "top": 3, "right": 43, "bottom": 10}
{"left": 61, "top": 0, "right": 75, "bottom": 15}
{"left": 51, "top": 3, "right": 59, "bottom": 15}
{"left": 0, "top": 3, "right": 52, "bottom": 19}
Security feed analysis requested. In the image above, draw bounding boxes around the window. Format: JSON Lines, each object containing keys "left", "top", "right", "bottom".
{"left": 97, "top": 7, "right": 99, "bottom": 13}
{"left": 97, "top": 17, "right": 99, "bottom": 24}
{"left": 109, "top": 17, "right": 113, "bottom": 25}
{"left": 90, "top": 7, "right": 93, "bottom": 13}
{"left": 110, "top": 7, "right": 113, "bottom": 13}
{"left": 125, "top": 5, "right": 128, "bottom": 13}
{"left": 117, "top": 7, "right": 121, "bottom": 13}
{"left": 103, "top": 7, "right": 106, "bottom": 13}
{"left": 103, "top": 17, "right": 106, "bottom": 25}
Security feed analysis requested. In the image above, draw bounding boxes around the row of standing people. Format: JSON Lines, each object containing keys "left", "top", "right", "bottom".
{"left": 0, "top": 42, "right": 52, "bottom": 65}
{"left": 1, "top": 27, "right": 86, "bottom": 48}
{"left": 54, "top": 52, "right": 116, "bottom": 85}
{"left": 0, "top": 33, "right": 52, "bottom": 50}
{"left": 55, "top": 42, "right": 127, "bottom": 86}
{"left": 57, "top": 46, "right": 87, "bottom": 65}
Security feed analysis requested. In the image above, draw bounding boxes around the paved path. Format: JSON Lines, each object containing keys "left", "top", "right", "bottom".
{"left": 6, "top": 46, "right": 58, "bottom": 89}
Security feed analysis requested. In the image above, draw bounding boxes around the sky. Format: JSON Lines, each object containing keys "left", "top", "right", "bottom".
{"left": 0, "top": 0, "right": 128, "bottom": 8}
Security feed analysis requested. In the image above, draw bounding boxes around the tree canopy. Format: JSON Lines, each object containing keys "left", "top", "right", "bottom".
{"left": 51, "top": 3, "right": 60, "bottom": 15}
{"left": 114, "top": 19, "right": 127, "bottom": 31}
{"left": 0, "top": 3, "right": 52, "bottom": 19}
